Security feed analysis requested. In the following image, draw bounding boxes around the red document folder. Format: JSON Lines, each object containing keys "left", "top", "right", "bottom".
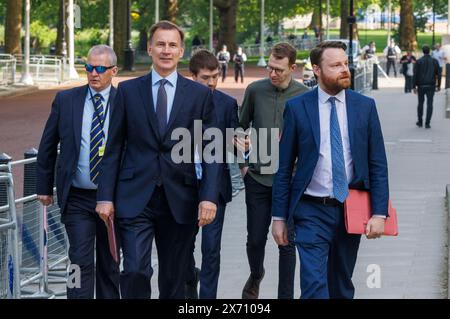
{"left": 344, "top": 189, "right": 398, "bottom": 236}
{"left": 106, "top": 215, "right": 119, "bottom": 263}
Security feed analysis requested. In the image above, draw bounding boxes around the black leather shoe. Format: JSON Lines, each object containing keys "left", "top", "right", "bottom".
{"left": 425, "top": 124, "right": 431, "bottom": 129}
{"left": 416, "top": 121, "right": 423, "bottom": 128}
{"left": 242, "top": 269, "right": 265, "bottom": 299}
{"left": 185, "top": 267, "right": 200, "bottom": 299}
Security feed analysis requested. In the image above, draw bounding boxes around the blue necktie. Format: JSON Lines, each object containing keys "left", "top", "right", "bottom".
{"left": 329, "top": 97, "right": 349, "bottom": 202}
{"left": 90, "top": 93, "right": 105, "bottom": 184}
{"left": 156, "top": 79, "right": 168, "bottom": 136}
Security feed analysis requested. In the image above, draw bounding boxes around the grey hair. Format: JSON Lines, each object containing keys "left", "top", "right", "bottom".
{"left": 87, "top": 45, "right": 117, "bottom": 66}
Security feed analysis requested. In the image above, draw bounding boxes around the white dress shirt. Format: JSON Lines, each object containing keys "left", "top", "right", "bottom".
{"left": 273, "top": 86, "right": 385, "bottom": 220}
{"left": 304, "top": 86, "right": 354, "bottom": 197}
{"left": 72, "top": 85, "right": 111, "bottom": 190}
{"left": 151, "top": 69, "right": 178, "bottom": 122}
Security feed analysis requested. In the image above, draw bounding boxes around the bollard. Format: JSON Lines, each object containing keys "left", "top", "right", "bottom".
{"left": 446, "top": 64, "right": 450, "bottom": 89}
{"left": 372, "top": 63, "right": 379, "bottom": 90}
{"left": 0, "top": 153, "right": 12, "bottom": 207}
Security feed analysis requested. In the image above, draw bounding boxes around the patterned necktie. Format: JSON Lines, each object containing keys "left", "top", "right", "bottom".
{"left": 156, "top": 79, "right": 168, "bottom": 136}
{"left": 90, "top": 93, "right": 105, "bottom": 184}
{"left": 329, "top": 97, "right": 349, "bottom": 202}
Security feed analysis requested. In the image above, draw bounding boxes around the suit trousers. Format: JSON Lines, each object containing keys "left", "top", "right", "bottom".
{"left": 244, "top": 174, "right": 297, "bottom": 298}
{"left": 118, "top": 186, "right": 196, "bottom": 299}
{"left": 62, "top": 187, "right": 120, "bottom": 299}
{"left": 417, "top": 86, "right": 435, "bottom": 125}
{"left": 294, "top": 199, "right": 361, "bottom": 299}
{"left": 187, "top": 201, "right": 226, "bottom": 299}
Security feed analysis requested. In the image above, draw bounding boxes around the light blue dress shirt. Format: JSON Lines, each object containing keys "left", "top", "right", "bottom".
{"left": 151, "top": 69, "right": 178, "bottom": 123}
{"left": 72, "top": 85, "right": 111, "bottom": 190}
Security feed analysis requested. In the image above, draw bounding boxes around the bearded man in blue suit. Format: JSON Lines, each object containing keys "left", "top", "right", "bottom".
{"left": 272, "top": 41, "right": 389, "bottom": 299}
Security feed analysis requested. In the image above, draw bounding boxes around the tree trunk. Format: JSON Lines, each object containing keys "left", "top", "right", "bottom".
{"left": 113, "top": 0, "right": 127, "bottom": 66}
{"left": 163, "top": 0, "right": 178, "bottom": 23}
{"left": 56, "top": 0, "right": 66, "bottom": 56}
{"left": 214, "top": 0, "right": 238, "bottom": 54}
{"left": 399, "top": 0, "right": 416, "bottom": 51}
{"left": 5, "top": 0, "right": 22, "bottom": 55}
{"left": 308, "top": 5, "right": 322, "bottom": 30}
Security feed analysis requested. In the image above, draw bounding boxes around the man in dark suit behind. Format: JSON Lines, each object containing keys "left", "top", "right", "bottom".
{"left": 272, "top": 41, "right": 389, "bottom": 299}
{"left": 95, "top": 21, "right": 220, "bottom": 299}
{"left": 36, "top": 45, "right": 120, "bottom": 299}
{"left": 184, "top": 49, "right": 240, "bottom": 299}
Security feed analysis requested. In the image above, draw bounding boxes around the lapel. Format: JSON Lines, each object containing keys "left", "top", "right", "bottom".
{"left": 165, "top": 73, "right": 187, "bottom": 138}
{"left": 344, "top": 89, "right": 357, "bottom": 154}
{"left": 109, "top": 85, "right": 117, "bottom": 118}
{"left": 138, "top": 73, "right": 161, "bottom": 141}
{"left": 304, "top": 88, "right": 320, "bottom": 150}
{"left": 72, "top": 85, "right": 87, "bottom": 154}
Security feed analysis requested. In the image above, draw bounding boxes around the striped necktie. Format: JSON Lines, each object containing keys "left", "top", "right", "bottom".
{"left": 90, "top": 93, "right": 105, "bottom": 184}
{"left": 329, "top": 96, "right": 349, "bottom": 202}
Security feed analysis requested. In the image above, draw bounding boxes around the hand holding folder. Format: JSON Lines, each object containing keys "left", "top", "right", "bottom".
{"left": 106, "top": 215, "right": 119, "bottom": 263}
{"left": 344, "top": 189, "right": 398, "bottom": 236}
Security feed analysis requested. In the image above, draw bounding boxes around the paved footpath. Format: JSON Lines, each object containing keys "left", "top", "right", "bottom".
{"left": 1, "top": 68, "right": 449, "bottom": 299}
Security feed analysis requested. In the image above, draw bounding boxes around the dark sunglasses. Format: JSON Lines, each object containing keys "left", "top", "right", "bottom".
{"left": 85, "top": 64, "right": 116, "bottom": 74}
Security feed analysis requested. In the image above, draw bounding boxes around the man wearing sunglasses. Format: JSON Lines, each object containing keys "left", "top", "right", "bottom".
{"left": 239, "top": 42, "right": 309, "bottom": 299}
{"left": 95, "top": 21, "right": 219, "bottom": 299}
{"left": 36, "top": 45, "right": 119, "bottom": 299}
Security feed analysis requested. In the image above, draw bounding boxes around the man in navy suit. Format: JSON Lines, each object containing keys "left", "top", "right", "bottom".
{"left": 272, "top": 41, "right": 389, "bottom": 299}
{"left": 36, "top": 45, "right": 120, "bottom": 299}
{"left": 185, "top": 49, "right": 240, "bottom": 299}
{"left": 95, "top": 21, "right": 220, "bottom": 299}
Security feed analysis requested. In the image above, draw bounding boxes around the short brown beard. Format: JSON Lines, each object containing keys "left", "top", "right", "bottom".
{"left": 320, "top": 73, "right": 351, "bottom": 95}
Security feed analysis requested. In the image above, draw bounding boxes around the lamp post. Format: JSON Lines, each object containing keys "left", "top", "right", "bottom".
{"left": 348, "top": 0, "right": 355, "bottom": 89}
{"left": 209, "top": 0, "right": 213, "bottom": 51}
{"left": 67, "top": 0, "right": 78, "bottom": 79}
{"left": 155, "top": 0, "right": 159, "bottom": 23}
{"left": 109, "top": 0, "right": 114, "bottom": 48}
{"left": 387, "top": 0, "right": 391, "bottom": 45}
{"left": 326, "top": 0, "right": 330, "bottom": 40}
{"left": 20, "top": 0, "right": 33, "bottom": 85}
{"left": 123, "top": 0, "right": 135, "bottom": 71}
{"left": 257, "top": 0, "right": 267, "bottom": 67}
{"left": 432, "top": 0, "right": 436, "bottom": 47}
{"left": 319, "top": 0, "right": 322, "bottom": 42}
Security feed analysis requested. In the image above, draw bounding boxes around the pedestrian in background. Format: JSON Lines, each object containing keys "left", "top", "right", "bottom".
{"left": 400, "top": 51, "right": 416, "bottom": 93}
{"left": 431, "top": 43, "right": 447, "bottom": 91}
{"left": 233, "top": 47, "right": 247, "bottom": 83}
{"left": 217, "top": 45, "right": 231, "bottom": 82}
{"left": 413, "top": 45, "right": 440, "bottom": 129}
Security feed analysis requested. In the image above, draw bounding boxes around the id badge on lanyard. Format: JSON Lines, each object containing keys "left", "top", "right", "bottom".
{"left": 89, "top": 88, "right": 110, "bottom": 156}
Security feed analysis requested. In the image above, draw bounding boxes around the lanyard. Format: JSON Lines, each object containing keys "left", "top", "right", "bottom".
{"left": 88, "top": 87, "right": 110, "bottom": 140}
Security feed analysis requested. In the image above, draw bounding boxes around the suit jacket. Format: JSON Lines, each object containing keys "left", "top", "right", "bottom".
{"left": 36, "top": 85, "right": 117, "bottom": 214}
{"left": 97, "top": 73, "right": 220, "bottom": 224}
{"left": 272, "top": 88, "right": 389, "bottom": 222}
{"left": 212, "top": 89, "right": 239, "bottom": 204}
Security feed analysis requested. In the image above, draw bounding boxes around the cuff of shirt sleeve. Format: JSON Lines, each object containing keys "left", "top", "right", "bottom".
{"left": 372, "top": 214, "right": 386, "bottom": 219}
{"left": 97, "top": 201, "right": 113, "bottom": 205}
{"left": 272, "top": 216, "right": 286, "bottom": 221}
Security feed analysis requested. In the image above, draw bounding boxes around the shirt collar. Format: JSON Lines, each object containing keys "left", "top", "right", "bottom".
{"left": 272, "top": 77, "right": 294, "bottom": 92}
{"left": 88, "top": 85, "right": 111, "bottom": 100}
{"left": 152, "top": 69, "right": 178, "bottom": 87}
{"left": 318, "top": 86, "right": 346, "bottom": 105}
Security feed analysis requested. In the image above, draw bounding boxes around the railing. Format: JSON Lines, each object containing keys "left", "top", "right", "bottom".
{"left": 0, "top": 152, "right": 69, "bottom": 299}
{"left": 14, "top": 54, "right": 65, "bottom": 84}
{"left": 0, "top": 54, "right": 17, "bottom": 85}
{"left": 354, "top": 58, "right": 376, "bottom": 94}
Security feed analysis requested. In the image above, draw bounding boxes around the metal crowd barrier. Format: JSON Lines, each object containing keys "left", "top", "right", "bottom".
{"left": 0, "top": 151, "right": 69, "bottom": 299}
{"left": 15, "top": 54, "right": 64, "bottom": 84}
{"left": 0, "top": 54, "right": 17, "bottom": 85}
{"left": 0, "top": 166, "right": 21, "bottom": 298}
{"left": 354, "top": 58, "right": 376, "bottom": 94}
